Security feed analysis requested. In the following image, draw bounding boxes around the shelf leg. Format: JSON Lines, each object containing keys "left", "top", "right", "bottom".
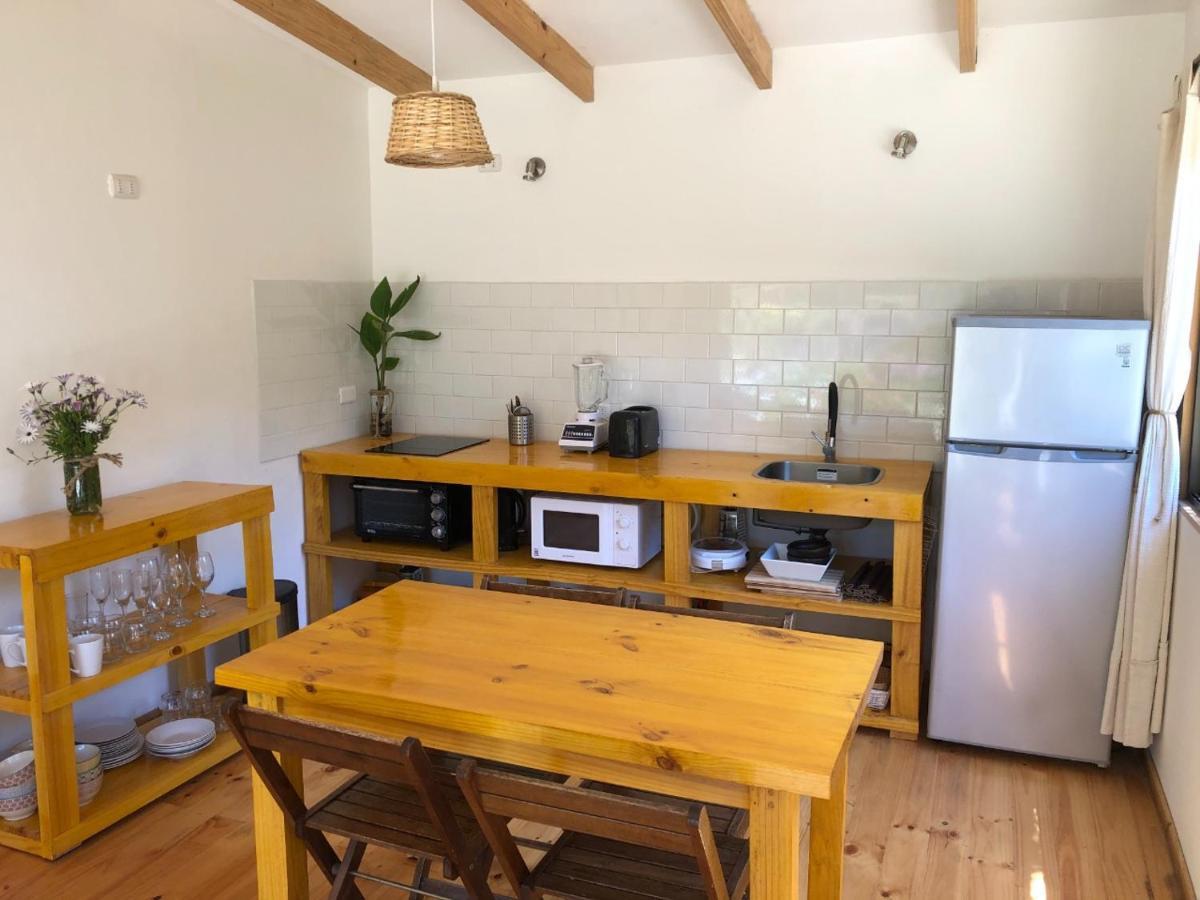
{"left": 20, "top": 564, "right": 79, "bottom": 858}
{"left": 890, "top": 520, "right": 923, "bottom": 740}
{"left": 244, "top": 514, "right": 279, "bottom": 650}
{"left": 662, "top": 501, "right": 693, "bottom": 609}
{"left": 248, "top": 691, "right": 308, "bottom": 899}
{"left": 303, "top": 472, "right": 334, "bottom": 623}
{"left": 471, "top": 486, "right": 498, "bottom": 588}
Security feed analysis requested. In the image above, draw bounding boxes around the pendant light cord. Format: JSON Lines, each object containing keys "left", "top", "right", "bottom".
{"left": 429, "top": 0, "right": 439, "bottom": 92}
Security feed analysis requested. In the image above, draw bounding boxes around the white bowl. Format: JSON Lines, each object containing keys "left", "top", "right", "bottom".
{"left": 759, "top": 543, "right": 837, "bottom": 582}
{"left": 77, "top": 770, "right": 103, "bottom": 806}
{"left": 75, "top": 744, "right": 101, "bottom": 774}
{"left": 0, "top": 790, "right": 37, "bottom": 821}
{"left": 0, "top": 780, "right": 36, "bottom": 800}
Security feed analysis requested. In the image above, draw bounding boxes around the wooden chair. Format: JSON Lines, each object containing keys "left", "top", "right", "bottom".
{"left": 631, "top": 594, "right": 798, "bottom": 629}
{"left": 456, "top": 760, "right": 750, "bottom": 900}
{"left": 478, "top": 574, "right": 633, "bottom": 608}
{"left": 226, "top": 704, "right": 496, "bottom": 900}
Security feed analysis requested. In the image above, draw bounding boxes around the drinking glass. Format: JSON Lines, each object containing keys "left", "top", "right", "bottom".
{"left": 66, "top": 591, "right": 97, "bottom": 636}
{"left": 123, "top": 617, "right": 150, "bottom": 654}
{"left": 184, "top": 683, "right": 212, "bottom": 719}
{"left": 146, "top": 579, "right": 172, "bottom": 642}
{"left": 112, "top": 568, "right": 134, "bottom": 622}
{"left": 160, "top": 690, "right": 184, "bottom": 723}
{"left": 138, "top": 556, "right": 160, "bottom": 587}
{"left": 100, "top": 615, "right": 125, "bottom": 663}
{"left": 164, "top": 563, "right": 193, "bottom": 629}
{"left": 191, "top": 552, "right": 216, "bottom": 619}
{"left": 88, "top": 568, "right": 111, "bottom": 623}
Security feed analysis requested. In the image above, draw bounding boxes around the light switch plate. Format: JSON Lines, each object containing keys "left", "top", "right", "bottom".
{"left": 338, "top": 385, "right": 357, "bottom": 405}
{"left": 107, "top": 174, "right": 139, "bottom": 199}
{"left": 478, "top": 155, "right": 502, "bottom": 173}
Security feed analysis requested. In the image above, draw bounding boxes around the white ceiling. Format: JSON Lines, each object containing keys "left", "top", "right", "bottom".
{"left": 321, "top": 0, "right": 1184, "bottom": 81}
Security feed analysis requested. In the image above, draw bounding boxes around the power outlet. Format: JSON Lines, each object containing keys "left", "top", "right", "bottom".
{"left": 107, "top": 174, "right": 139, "bottom": 199}
{"left": 338, "top": 385, "right": 357, "bottom": 405}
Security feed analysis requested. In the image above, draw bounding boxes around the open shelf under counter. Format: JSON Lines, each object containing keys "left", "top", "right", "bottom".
{"left": 305, "top": 529, "right": 478, "bottom": 571}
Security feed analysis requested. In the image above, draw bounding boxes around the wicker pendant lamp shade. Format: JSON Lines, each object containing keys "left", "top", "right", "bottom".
{"left": 385, "top": 0, "right": 493, "bottom": 169}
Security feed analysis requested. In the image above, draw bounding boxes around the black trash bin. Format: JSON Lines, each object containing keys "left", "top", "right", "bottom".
{"left": 231, "top": 579, "right": 300, "bottom": 655}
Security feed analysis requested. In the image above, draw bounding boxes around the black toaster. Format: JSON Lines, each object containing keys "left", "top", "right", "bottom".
{"left": 608, "top": 406, "right": 660, "bottom": 458}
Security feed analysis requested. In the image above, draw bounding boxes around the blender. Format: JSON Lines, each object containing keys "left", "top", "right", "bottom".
{"left": 559, "top": 357, "right": 609, "bottom": 452}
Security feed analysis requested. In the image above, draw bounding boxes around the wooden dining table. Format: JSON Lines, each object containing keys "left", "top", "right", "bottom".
{"left": 215, "top": 581, "right": 882, "bottom": 900}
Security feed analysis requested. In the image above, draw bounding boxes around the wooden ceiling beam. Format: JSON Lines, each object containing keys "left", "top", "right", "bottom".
{"left": 958, "top": 0, "right": 978, "bottom": 73}
{"left": 232, "top": 0, "right": 431, "bottom": 96}
{"left": 459, "top": 0, "right": 594, "bottom": 102}
{"left": 703, "top": 0, "right": 772, "bottom": 89}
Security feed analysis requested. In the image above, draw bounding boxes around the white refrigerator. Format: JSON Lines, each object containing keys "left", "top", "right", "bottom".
{"left": 928, "top": 316, "right": 1150, "bottom": 765}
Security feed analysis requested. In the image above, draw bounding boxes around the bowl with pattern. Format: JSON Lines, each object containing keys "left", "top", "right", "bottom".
{"left": 0, "top": 751, "right": 34, "bottom": 790}
{"left": 0, "top": 790, "right": 37, "bottom": 821}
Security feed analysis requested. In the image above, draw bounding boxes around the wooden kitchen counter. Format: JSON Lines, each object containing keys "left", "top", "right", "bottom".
{"left": 301, "top": 435, "right": 932, "bottom": 522}
{"left": 299, "top": 434, "right": 931, "bottom": 739}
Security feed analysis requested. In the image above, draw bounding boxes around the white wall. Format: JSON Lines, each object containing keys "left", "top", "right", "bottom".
{"left": 370, "top": 14, "right": 1182, "bottom": 283}
{"left": 0, "top": 0, "right": 372, "bottom": 746}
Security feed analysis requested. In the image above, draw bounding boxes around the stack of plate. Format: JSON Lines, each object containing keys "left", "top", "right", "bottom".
{"left": 76, "top": 719, "right": 145, "bottom": 770}
{"left": 145, "top": 719, "right": 215, "bottom": 760}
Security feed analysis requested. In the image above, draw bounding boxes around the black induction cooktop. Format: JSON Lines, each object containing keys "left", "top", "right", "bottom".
{"left": 366, "top": 435, "right": 488, "bottom": 457}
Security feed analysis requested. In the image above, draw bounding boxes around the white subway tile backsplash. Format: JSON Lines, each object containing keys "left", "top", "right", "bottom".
{"left": 760, "top": 283, "right": 811, "bottom": 309}
{"left": 865, "top": 282, "right": 919, "bottom": 309}
{"left": 836, "top": 309, "right": 892, "bottom": 336}
{"left": 708, "top": 334, "right": 757, "bottom": 359}
{"left": 783, "top": 361, "right": 835, "bottom": 387}
{"left": 811, "top": 282, "right": 865, "bottom": 308}
{"left": 733, "top": 360, "right": 783, "bottom": 385}
{"left": 784, "top": 309, "right": 837, "bottom": 335}
{"left": 734, "top": 309, "right": 784, "bottom": 334}
{"left": 757, "top": 335, "right": 810, "bottom": 361}
{"left": 258, "top": 279, "right": 1135, "bottom": 466}
{"left": 709, "top": 384, "right": 759, "bottom": 409}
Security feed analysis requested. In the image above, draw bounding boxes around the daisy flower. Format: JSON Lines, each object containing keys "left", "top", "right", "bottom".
{"left": 82, "top": 419, "right": 102, "bottom": 434}
{"left": 15, "top": 424, "right": 38, "bottom": 445}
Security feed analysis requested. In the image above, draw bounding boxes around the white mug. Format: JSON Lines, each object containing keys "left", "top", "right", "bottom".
{"left": 0, "top": 626, "right": 24, "bottom": 669}
{"left": 68, "top": 633, "right": 104, "bottom": 678}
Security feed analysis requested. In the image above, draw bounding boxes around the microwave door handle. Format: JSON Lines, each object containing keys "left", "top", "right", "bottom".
{"left": 351, "top": 484, "right": 421, "bottom": 493}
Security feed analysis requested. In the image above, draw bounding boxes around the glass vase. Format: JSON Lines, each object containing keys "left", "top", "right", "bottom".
{"left": 369, "top": 388, "right": 394, "bottom": 438}
{"left": 63, "top": 459, "right": 102, "bottom": 516}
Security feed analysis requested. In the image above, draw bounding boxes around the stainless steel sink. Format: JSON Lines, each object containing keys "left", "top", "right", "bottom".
{"left": 753, "top": 460, "right": 882, "bottom": 531}
{"left": 754, "top": 460, "right": 883, "bottom": 486}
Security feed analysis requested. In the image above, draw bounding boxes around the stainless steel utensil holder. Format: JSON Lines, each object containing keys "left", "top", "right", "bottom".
{"left": 508, "top": 412, "right": 534, "bottom": 445}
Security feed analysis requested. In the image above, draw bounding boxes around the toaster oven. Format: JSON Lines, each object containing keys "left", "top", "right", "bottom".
{"left": 351, "top": 479, "right": 471, "bottom": 550}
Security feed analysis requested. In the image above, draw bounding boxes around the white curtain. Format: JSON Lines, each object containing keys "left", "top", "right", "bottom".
{"left": 1103, "top": 69, "right": 1200, "bottom": 748}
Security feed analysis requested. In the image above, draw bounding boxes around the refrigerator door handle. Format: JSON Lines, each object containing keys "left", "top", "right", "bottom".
{"left": 947, "top": 441, "right": 1005, "bottom": 455}
{"left": 1073, "top": 449, "right": 1135, "bottom": 462}
{"left": 948, "top": 443, "right": 1137, "bottom": 463}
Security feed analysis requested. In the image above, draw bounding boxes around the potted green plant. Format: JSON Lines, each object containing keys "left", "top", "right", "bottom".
{"left": 351, "top": 276, "right": 440, "bottom": 437}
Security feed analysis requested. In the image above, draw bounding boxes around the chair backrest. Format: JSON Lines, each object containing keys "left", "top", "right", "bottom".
{"left": 457, "top": 760, "right": 730, "bottom": 900}
{"left": 226, "top": 704, "right": 489, "bottom": 896}
{"left": 631, "top": 596, "right": 796, "bottom": 629}
{"left": 478, "top": 574, "right": 632, "bottom": 607}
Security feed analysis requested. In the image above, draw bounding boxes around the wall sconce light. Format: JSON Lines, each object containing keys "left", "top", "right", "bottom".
{"left": 523, "top": 157, "right": 546, "bottom": 181}
{"left": 891, "top": 131, "right": 918, "bottom": 159}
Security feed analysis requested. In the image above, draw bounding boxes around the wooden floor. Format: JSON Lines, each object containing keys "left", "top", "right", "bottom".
{"left": 0, "top": 732, "right": 1186, "bottom": 900}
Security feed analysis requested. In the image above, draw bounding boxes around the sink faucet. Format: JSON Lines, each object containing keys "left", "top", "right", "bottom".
{"left": 811, "top": 382, "right": 838, "bottom": 462}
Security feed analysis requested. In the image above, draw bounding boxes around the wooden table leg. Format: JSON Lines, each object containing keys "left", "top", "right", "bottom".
{"left": 807, "top": 747, "right": 848, "bottom": 899}
{"left": 750, "top": 786, "right": 802, "bottom": 899}
{"left": 248, "top": 691, "right": 308, "bottom": 900}
{"left": 662, "top": 501, "right": 694, "bottom": 609}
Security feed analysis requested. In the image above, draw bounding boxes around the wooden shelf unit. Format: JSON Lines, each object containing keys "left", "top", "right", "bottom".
{"left": 0, "top": 482, "right": 277, "bottom": 860}
{"left": 301, "top": 437, "right": 931, "bottom": 740}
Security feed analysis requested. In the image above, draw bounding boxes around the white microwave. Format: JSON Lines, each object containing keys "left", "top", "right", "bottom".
{"left": 530, "top": 494, "right": 662, "bottom": 569}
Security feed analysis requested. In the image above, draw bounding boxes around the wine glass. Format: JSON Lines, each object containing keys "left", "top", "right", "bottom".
{"left": 112, "top": 568, "right": 134, "bottom": 622}
{"left": 191, "top": 552, "right": 216, "bottom": 618}
{"left": 146, "top": 578, "right": 172, "bottom": 642}
{"left": 164, "top": 562, "right": 193, "bottom": 629}
{"left": 88, "top": 568, "right": 111, "bottom": 622}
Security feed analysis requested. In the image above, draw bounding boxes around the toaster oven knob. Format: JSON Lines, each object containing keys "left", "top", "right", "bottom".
{"left": 431, "top": 525, "right": 446, "bottom": 540}
{"left": 430, "top": 491, "right": 445, "bottom": 505}
{"left": 430, "top": 508, "right": 446, "bottom": 522}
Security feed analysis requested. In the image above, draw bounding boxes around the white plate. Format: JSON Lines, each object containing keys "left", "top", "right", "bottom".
{"left": 76, "top": 718, "right": 138, "bottom": 745}
{"left": 145, "top": 719, "right": 215, "bottom": 749}
{"left": 147, "top": 737, "right": 214, "bottom": 759}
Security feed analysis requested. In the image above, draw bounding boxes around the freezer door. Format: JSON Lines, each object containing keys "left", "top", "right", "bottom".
{"left": 948, "top": 317, "right": 1149, "bottom": 450}
{"left": 928, "top": 444, "right": 1135, "bottom": 764}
